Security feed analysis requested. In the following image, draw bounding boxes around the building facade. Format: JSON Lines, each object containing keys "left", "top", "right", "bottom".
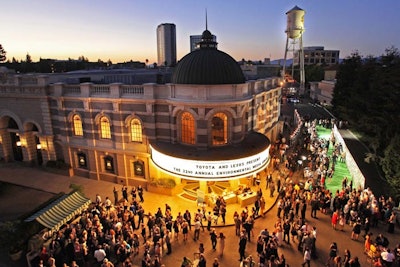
{"left": 309, "top": 69, "right": 337, "bottom": 105}
{"left": 294, "top": 46, "right": 340, "bottom": 66}
{"left": 157, "top": 23, "right": 177, "bottom": 67}
{"left": 0, "top": 29, "right": 283, "bottom": 199}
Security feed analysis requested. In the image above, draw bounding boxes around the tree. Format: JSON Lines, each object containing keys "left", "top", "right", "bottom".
{"left": 380, "top": 134, "right": 400, "bottom": 198}
{"left": 304, "top": 64, "right": 324, "bottom": 83}
{"left": 78, "top": 55, "right": 88, "bottom": 62}
{"left": 25, "top": 53, "right": 32, "bottom": 63}
{"left": 0, "top": 44, "right": 6, "bottom": 63}
{"left": 331, "top": 51, "right": 363, "bottom": 121}
{"left": 331, "top": 47, "right": 400, "bottom": 197}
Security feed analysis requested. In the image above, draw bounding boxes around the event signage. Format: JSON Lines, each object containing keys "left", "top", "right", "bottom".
{"left": 150, "top": 145, "right": 269, "bottom": 180}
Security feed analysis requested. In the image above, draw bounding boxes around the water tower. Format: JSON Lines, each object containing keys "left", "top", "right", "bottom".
{"left": 282, "top": 5, "right": 305, "bottom": 95}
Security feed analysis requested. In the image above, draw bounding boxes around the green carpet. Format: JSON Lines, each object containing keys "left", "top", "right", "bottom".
{"left": 316, "top": 126, "right": 352, "bottom": 193}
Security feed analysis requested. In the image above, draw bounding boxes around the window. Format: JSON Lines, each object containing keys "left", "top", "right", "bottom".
{"left": 77, "top": 152, "right": 87, "bottom": 168}
{"left": 181, "top": 112, "right": 195, "bottom": 144}
{"left": 257, "top": 106, "right": 265, "bottom": 128}
{"left": 211, "top": 113, "right": 228, "bottom": 145}
{"left": 100, "top": 116, "right": 111, "bottom": 139}
{"left": 73, "top": 115, "right": 83, "bottom": 136}
{"left": 130, "top": 118, "right": 143, "bottom": 142}
{"left": 104, "top": 156, "right": 114, "bottom": 172}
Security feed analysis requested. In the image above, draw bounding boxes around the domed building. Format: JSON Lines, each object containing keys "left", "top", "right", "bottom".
{"left": 172, "top": 29, "right": 245, "bottom": 85}
{"left": 0, "top": 28, "right": 283, "bottom": 204}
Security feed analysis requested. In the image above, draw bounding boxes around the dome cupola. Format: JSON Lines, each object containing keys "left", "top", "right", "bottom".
{"left": 172, "top": 27, "right": 245, "bottom": 85}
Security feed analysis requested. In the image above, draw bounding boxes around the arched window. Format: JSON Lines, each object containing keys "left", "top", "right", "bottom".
{"left": 211, "top": 113, "right": 228, "bottom": 145}
{"left": 181, "top": 112, "right": 195, "bottom": 144}
{"left": 73, "top": 114, "right": 83, "bottom": 136}
{"left": 130, "top": 118, "right": 143, "bottom": 142}
{"left": 100, "top": 116, "right": 111, "bottom": 139}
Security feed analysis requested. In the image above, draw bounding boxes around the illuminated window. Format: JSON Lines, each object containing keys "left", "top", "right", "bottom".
{"left": 100, "top": 116, "right": 111, "bottom": 139}
{"left": 257, "top": 106, "right": 265, "bottom": 128}
{"left": 211, "top": 112, "right": 228, "bottom": 145}
{"left": 181, "top": 112, "right": 195, "bottom": 144}
{"left": 104, "top": 156, "right": 114, "bottom": 172}
{"left": 130, "top": 118, "right": 142, "bottom": 142}
{"left": 73, "top": 115, "right": 83, "bottom": 136}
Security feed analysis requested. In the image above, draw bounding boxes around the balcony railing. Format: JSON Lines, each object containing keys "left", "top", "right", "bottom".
{"left": 90, "top": 85, "right": 110, "bottom": 95}
{"left": 120, "top": 85, "right": 144, "bottom": 96}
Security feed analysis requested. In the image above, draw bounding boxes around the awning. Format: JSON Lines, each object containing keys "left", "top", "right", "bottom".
{"left": 24, "top": 191, "right": 91, "bottom": 232}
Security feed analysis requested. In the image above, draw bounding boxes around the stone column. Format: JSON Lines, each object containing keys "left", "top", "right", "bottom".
{"left": 229, "top": 179, "right": 239, "bottom": 190}
{"left": 23, "top": 131, "right": 37, "bottom": 163}
{"left": 40, "top": 135, "right": 56, "bottom": 163}
{"left": 16, "top": 133, "right": 28, "bottom": 163}
{"left": 37, "top": 135, "right": 55, "bottom": 165}
{"left": 0, "top": 129, "right": 12, "bottom": 161}
{"left": 199, "top": 180, "right": 208, "bottom": 194}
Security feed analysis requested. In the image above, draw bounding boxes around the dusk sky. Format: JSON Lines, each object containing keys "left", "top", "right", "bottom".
{"left": 1, "top": 1, "right": 399, "bottom": 64}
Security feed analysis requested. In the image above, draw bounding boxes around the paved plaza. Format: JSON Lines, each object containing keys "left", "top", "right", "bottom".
{"left": 1, "top": 163, "right": 399, "bottom": 267}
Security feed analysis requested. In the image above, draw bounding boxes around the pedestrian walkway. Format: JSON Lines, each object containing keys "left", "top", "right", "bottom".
{"left": 315, "top": 125, "right": 352, "bottom": 193}
{"left": 0, "top": 162, "right": 280, "bottom": 226}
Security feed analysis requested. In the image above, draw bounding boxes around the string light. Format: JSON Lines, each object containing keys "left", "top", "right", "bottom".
{"left": 290, "top": 109, "right": 303, "bottom": 141}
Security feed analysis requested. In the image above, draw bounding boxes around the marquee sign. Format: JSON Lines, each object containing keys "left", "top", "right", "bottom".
{"left": 150, "top": 145, "right": 270, "bottom": 180}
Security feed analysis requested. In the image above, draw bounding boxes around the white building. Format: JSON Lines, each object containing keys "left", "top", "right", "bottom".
{"left": 310, "top": 69, "right": 337, "bottom": 105}
{"left": 157, "top": 23, "right": 177, "bottom": 67}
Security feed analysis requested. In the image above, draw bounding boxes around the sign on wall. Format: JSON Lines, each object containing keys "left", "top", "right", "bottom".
{"left": 150, "top": 145, "right": 269, "bottom": 180}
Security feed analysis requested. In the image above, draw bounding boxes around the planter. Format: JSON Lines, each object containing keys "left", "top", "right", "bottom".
{"left": 147, "top": 184, "right": 183, "bottom": 196}
{"left": 147, "top": 184, "right": 176, "bottom": 195}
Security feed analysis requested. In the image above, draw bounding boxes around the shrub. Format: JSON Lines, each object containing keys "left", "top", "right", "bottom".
{"left": 0, "top": 221, "right": 27, "bottom": 253}
{"left": 149, "top": 178, "right": 176, "bottom": 188}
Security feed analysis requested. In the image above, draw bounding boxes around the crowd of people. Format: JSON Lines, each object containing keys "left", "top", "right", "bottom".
{"left": 283, "top": 119, "right": 400, "bottom": 267}
{"left": 244, "top": 118, "right": 400, "bottom": 267}
{"left": 31, "top": 118, "right": 400, "bottom": 267}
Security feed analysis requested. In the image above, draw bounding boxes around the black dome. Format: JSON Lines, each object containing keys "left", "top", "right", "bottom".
{"left": 172, "top": 30, "right": 245, "bottom": 85}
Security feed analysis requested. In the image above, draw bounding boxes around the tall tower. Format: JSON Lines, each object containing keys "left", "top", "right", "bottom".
{"left": 157, "top": 23, "right": 177, "bottom": 67}
{"left": 282, "top": 6, "right": 305, "bottom": 94}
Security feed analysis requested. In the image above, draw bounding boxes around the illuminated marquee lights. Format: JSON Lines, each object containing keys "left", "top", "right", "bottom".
{"left": 150, "top": 145, "right": 270, "bottom": 180}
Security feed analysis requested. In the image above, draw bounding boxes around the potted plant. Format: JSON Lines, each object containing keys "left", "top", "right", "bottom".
{"left": 147, "top": 178, "right": 181, "bottom": 195}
